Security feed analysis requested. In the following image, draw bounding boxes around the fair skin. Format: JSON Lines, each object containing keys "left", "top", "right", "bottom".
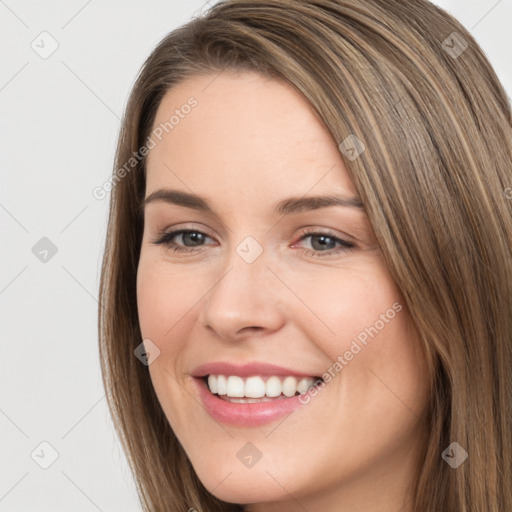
{"left": 136, "top": 71, "right": 430, "bottom": 512}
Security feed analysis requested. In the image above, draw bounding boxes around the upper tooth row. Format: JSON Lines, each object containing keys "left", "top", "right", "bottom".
{"left": 207, "top": 375, "right": 317, "bottom": 398}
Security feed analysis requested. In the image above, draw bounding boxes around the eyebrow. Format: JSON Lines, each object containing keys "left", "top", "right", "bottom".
{"left": 140, "top": 188, "right": 364, "bottom": 216}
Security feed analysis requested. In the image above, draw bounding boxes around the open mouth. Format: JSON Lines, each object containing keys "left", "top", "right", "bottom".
{"left": 203, "top": 374, "right": 324, "bottom": 403}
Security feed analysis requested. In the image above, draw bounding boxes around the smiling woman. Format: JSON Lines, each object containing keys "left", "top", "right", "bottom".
{"left": 98, "top": 1, "right": 512, "bottom": 512}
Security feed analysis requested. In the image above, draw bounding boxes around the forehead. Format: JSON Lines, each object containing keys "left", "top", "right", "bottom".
{"left": 145, "top": 71, "right": 358, "bottom": 202}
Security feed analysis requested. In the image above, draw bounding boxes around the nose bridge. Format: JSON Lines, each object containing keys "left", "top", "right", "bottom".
{"left": 219, "top": 233, "right": 272, "bottom": 292}
{"left": 199, "top": 234, "right": 284, "bottom": 338}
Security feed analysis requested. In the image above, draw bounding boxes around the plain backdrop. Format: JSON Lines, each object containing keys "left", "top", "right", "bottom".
{"left": 1, "top": 1, "right": 511, "bottom": 510}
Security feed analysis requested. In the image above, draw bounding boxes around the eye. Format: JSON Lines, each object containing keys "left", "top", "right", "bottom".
{"left": 151, "top": 228, "right": 215, "bottom": 253}
{"left": 293, "top": 228, "right": 356, "bottom": 258}
{"left": 151, "top": 226, "right": 356, "bottom": 258}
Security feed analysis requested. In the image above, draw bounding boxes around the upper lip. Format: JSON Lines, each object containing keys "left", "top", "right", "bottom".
{"left": 191, "top": 361, "right": 322, "bottom": 379}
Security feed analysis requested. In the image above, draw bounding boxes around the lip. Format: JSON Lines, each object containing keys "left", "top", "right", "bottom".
{"left": 191, "top": 361, "right": 323, "bottom": 427}
{"left": 193, "top": 377, "right": 308, "bottom": 427}
{"left": 191, "top": 361, "right": 321, "bottom": 379}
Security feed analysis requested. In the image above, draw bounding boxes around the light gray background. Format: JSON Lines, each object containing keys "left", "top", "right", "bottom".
{"left": 1, "top": 1, "right": 511, "bottom": 510}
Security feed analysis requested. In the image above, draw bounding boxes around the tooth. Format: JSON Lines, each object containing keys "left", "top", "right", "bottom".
{"left": 265, "top": 376, "right": 282, "bottom": 397}
{"left": 244, "top": 376, "right": 266, "bottom": 398}
{"left": 282, "top": 376, "right": 298, "bottom": 397}
{"left": 297, "top": 377, "right": 314, "bottom": 394}
{"left": 228, "top": 397, "right": 275, "bottom": 403}
{"left": 217, "top": 375, "right": 227, "bottom": 395}
{"left": 226, "top": 375, "right": 245, "bottom": 397}
{"left": 207, "top": 375, "right": 217, "bottom": 394}
{"left": 209, "top": 374, "right": 320, "bottom": 398}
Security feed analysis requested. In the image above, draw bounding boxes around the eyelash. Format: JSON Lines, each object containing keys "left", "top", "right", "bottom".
{"left": 151, "top": 226, "right": 356, "bottom": 258}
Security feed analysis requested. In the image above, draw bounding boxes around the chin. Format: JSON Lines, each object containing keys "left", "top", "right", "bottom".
{"left": 194, "top": 462, "right": 296, "bottom": 505}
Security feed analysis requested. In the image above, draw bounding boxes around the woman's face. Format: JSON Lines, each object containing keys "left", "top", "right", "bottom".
{"left": 137, "top": 71, "right": 430, "bottom": 511}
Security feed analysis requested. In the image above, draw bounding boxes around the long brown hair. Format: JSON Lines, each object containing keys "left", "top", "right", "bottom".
{"left": 98, "top": 1, "right": 512, "bottom": 510}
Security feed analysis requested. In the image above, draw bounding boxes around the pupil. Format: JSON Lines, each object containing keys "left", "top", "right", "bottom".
{"left": 312, "top": 235, "right": 333, "bottom": 251}
{"left": 185, "top": 232, "right": 203, "bottom": 246}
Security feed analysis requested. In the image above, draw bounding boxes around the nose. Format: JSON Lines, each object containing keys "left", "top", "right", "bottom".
{"left": 197, "top": 244, "right": 286, "bottom": 342}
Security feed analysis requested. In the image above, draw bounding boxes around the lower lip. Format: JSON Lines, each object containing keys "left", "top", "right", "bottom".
{"left": 194, "top": 378, "right": 306, "bottom": 427}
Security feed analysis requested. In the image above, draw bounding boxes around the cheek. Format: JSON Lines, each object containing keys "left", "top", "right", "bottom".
{"left": 136, "top": 258, "right": 201, "bottom": 427}
{"left": 298, "top": 263, "right": 405, "bottom": 357}
{"left": 136, "top": 258, "right": 203, "bottom": 346}
{"left": 299, "top": 263, "right": 427, "bottom": 411}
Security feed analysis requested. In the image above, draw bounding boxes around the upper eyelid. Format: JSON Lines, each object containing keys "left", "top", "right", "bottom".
{"left": 152, "top": 222, "right": 214, "bottom": 236}
{"left": 146, "top": 204, "right": 369, "bottom": 236}
{"left": 156, "top": 224, "right": 344, "bottom": 237}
